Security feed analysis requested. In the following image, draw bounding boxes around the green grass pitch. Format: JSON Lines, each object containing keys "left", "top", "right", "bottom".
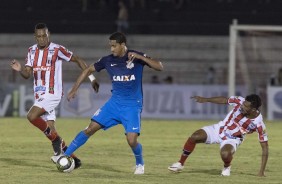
{"left": 0, "top": 118, "right": 281, "bottom": 184}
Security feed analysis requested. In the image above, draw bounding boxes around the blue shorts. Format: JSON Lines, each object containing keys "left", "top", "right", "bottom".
{"left": 91, "top": 98, "right": 143, "bottom": 134}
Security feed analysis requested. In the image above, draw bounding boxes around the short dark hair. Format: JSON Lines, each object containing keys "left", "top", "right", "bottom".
{"left": 109, "top": 32, "right": 126, "bottom": 44}
{"left": 35, "top": 23, "right": 48, "bottom": 30}
{"left": 245, "top": 94, "right": 262, "bottom": 109}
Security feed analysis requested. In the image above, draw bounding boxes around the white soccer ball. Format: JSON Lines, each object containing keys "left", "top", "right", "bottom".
{"left": 56, "top": 156, "right": 75, "bottom": 173}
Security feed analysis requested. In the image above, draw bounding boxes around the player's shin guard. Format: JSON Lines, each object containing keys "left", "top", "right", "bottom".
{"left": 131, "top": 143, "right": 144, "bottom": 165}
{"left": 65, "top": 131, "right": 89, "bottom": 156}
{"left": 179, "top": 137, "right": 196, "bottom": 165}
{"left": 31, "top": 117, "right": 59, "bottom": 141}
{"left": 43, "top": 126, "right": 60, "bottom": 141}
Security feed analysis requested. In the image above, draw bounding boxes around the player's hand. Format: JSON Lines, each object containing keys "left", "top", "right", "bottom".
{"left": 91, "top": 79, "right": 99, "bottom": 93}
{"left": 191, "top": 96, "right": 206, "bottom": 103}
{"left": 10, "top": 59, "right": 22, "bottom": 71}
{"left": 127, "top": 52, "right": 140, "bottom": 61}
{"left": 67, "top": 89, "right": 77, "bottom": 101}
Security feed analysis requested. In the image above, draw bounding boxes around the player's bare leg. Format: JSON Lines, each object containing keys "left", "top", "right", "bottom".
{"left": 47, "top": 120, "right": 82, "bottom": 169}
{"left": 168, "top": 129, "right": 207, "bottom": 172}
{"left": 27, "top": 106, "right": 61, "bottom": 149}
{"left": 220, "top": 144, "right": 235, "bottom": 176}
{"left": 26, "top": 106, "right": 80, "bottom": 167}
{"left": 84, "top": 121, "right": 102, "bottom": 136}
{"left": 127, "top": 133, "right": 144, "bottom": 174}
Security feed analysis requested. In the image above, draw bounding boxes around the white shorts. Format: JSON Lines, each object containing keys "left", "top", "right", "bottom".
{"left": 33, "top": 93, "right": 61, "bottom": 121}
{"left": 201, "top": 123, "right": 242, "bottom": 151}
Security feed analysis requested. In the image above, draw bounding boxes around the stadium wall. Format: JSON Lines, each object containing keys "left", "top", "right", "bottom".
{"left": 0, "top": 34, "right": 229, "bottom": 85}
{"left": 0, "top": 83, "right": 246, "bottom": 120}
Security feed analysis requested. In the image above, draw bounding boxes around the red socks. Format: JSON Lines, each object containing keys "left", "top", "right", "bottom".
{"left": 30, "top": 117, "right": 58, "bottom": 141}
{"left": 30, "top": 117, "right": 77, "bottom": 158}
{"left": 30, "top": 117, "right": 48, "bottom": 132}
{"left": 179, "top": 137, "right": 196, "bottom": 165}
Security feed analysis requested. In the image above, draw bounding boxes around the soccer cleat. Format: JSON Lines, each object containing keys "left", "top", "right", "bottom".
{"left": 221, "top": 166, "right": 231, "bottom": 176}
{"left": 52, "top": 137, "right": 63, "bottom": 156}
{"left": 73, "top": 157, "right": 82, "bottom": 169}
{"left": 63, "top": 146, "right": 82, "bottom": 169}
{"left": 51, "top": 154, "right": 64, "bottom": 164}
{"left": 168, "top": 162, "right": 184, "bottom": 172}
{"left": 134, "top": 164, "right": 145, "bottom": 174}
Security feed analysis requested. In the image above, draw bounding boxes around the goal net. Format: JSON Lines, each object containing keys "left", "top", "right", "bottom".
{"left": 229, "top": 20, "right": 282, "bottom": 117}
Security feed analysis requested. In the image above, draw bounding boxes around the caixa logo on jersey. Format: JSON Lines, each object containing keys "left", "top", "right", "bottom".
{"left": 113, "top": 75, "right": 136, "bottom": 81}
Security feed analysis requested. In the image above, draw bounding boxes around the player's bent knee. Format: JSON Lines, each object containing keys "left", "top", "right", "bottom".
{"left": 126, "top": 137, "right": 138, "bottom": 147}
{"left": 84, "top": 128, "right": 95, "bottom": 136}
{"left": 190, "top": 129, "right": 207, "bottom": 143}
{"left": 220, "top": 149, "right": 233, "bottom": 159}
{"left": 27, "top": 113, "right": 37, "bottom": 122}
{"left": 84, "top": 122, "right": 101, "bottom": 136}
{"left": 128, "top": 141, "right": 137, "bottom": 148}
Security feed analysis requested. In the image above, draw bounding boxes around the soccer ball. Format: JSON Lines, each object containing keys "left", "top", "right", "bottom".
{"left": 56, "top": 156, "right": 75, "bottom": 173}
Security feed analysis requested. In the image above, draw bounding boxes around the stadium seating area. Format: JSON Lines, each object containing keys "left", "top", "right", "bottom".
{"left": 1, "top": 0, "right": 282, "bottom": 35}
{"left": 0, "top": 34, "right": 228, "bottom": 85}
{"left": 1, "top": 0, "right": 282, "bottom": 88}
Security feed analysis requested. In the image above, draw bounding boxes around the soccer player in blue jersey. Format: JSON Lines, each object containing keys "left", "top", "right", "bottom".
{"left": 61, "top": 32, "right": 163, "bottom": 174}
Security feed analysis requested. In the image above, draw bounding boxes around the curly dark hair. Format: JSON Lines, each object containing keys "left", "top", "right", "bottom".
{"left": 109, "top": 32, "right": 127, "bottom": 44}
{"left": 245, "top": 94, "right": 262, "bottom": 109}
{"left": 35, "top": 23, "right": 48, "bottom": 30}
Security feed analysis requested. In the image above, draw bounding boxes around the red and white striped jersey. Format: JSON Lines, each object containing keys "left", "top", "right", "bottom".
{"left": 25, "top": 42, "right": 73, "bottom": 98}
{"left": 219, "top": 96, "right": 268, "bottom": 142}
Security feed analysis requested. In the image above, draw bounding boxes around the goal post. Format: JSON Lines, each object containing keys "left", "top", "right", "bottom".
{"left": 229, "top": 20, "right": 282, "bottom": 96}
{"left": 229, "top": 20, "right": 282, "bottom": 118}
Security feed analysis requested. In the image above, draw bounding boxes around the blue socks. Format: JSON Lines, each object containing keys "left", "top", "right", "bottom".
{"left": 65, "top": 131, "right": 144, "bottom": 166}
{"left": 65, "top": 131, "right": 89, "bottom": 156}
{"left": 131, "top": 143, "right": 144, "bottom": 165}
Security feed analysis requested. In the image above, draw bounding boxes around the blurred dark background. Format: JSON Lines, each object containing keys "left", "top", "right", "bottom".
{"left": 1, "top": 0, "right": 282, "bottom": 35}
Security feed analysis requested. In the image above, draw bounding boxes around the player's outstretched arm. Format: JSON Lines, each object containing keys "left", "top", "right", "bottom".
{"left": 191, "top": 96, "right": 228, "bottom": 104}
{"left": 10, "top": 59, "right": 32, "bottom": 79}
{"left": 70, "top": 55, "right": 88, "bottom": 70}
{"left": 258, "top": 141, "right": 268, "bottom": 177}
{"left": 70, "top": 55, "right": 99, "bottom": 93}
{"left": 67, "top": 65, "right": 96, "bottom": 101}
{"left": 127, "top": 52, "right": 163, "bottom": 71}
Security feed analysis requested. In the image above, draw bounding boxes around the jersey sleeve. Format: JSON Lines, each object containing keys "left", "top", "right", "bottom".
{"left": 256, "top": 121, "right": 268, "bottom": 142}
{"left": 228, "top": 96, "right": 244, "bottom": 107}
{"left": 25, "top": 47, "right": 33, "bottom": 67}
{"left": 93, "top": 57, "right": 106, "bottom": 72}
{"left": 137, "top": 51, "right": 149, "bottom": 66}
{"left": 58, "top": 46, "right": 73, "bottom": 62}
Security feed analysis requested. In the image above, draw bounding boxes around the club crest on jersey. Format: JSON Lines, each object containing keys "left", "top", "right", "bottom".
{"left": 49, "top": 50, "right": 55, "bottom": 54}
{"left": 126, "top": 61, "right": 134, "bottom": 69}
{"left": 113, "top": 75, "right": 136, "bottom": 81}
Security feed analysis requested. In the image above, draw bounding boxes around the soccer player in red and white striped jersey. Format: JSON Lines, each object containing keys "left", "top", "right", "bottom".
{"left": 10, "top": 23, "right": 99, "bottom": 169}
{"left": 168, "top": 94, "right": 268, "bottom": 177}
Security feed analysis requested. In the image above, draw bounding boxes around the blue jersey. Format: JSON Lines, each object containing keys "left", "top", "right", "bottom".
{"left": 94, "top": 50, "right": 148, "bottom": 105}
